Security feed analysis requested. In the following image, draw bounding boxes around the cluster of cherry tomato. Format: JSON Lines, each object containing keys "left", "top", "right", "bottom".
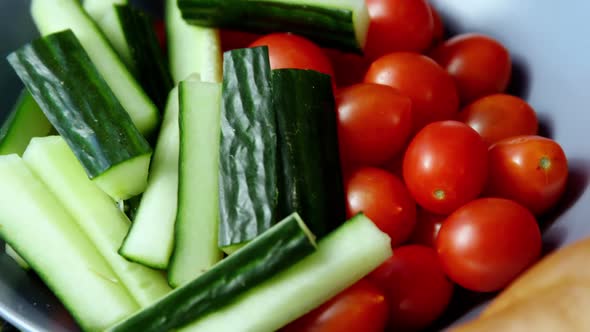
{"left": 212, "top": 1, "right": 570, "bottom": 331}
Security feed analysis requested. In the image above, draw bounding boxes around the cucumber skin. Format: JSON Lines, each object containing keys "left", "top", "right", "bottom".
{"left": 177, "top": 0, "right": 362, "bottom": 52}
{"left": 218, "top": 46, "right": 279, "bottom": 250}
{"left": 7, "top": 30, "right": 152, "bottom": 179}
{"left": 273, "top": 69, "right": 346, "bottom": 238}
{"left": 107, "top": 213, "right": 315, "bottom": 332}
{"left": 115, "top": 4, "right": 173, "bottom": 111}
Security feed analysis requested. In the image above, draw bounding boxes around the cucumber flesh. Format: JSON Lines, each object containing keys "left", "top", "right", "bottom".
{"left": 0, "top": 90, "right": 52, "bottom": 156}
{"left": 166, "top": 0, "right": 222, "bottom": 83}
{"left": 168, "top": 77, "right": 223, "bottom": 288}
{"left": 5, "top": 244, "right": 30, "bottom": 270}
{"left": 83, "top": 0, "right": 127, "bottom": 22}
{"left": 0, "top": 155, "right": 139, "bottom": 331}
{"left": 97, "top": 6, "right": 134, "bottom": 70}
{"left": 23, "top": 136, "right": 171, "bottom": 307}
{"left": 119, "top": 88, "right": 180, "bottom": 269}
{"left": 31, "top": 0, "right": 159, "bottom": 136}
{"left": 180, "top": 214, "right": 391, "bottom": 332}
{"left": 107, "top": 213, "right": 316, "bottom": 332}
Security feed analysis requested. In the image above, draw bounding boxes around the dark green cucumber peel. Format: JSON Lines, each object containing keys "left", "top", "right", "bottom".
{"left": 0, "top": 89, "right": 53, "bottom": 156}
{"left": 7, "top": 29, "right": 151, "bottom": 180}
{"left": 178, "top": 0, "right": 361, "bottom": 52}
{"left": 218, "top": 46, "right": 279, "bottom": 251}
{"left": 115, "top": 4, "right": 173, "bottom": 110}
{"left": 273, "top": 69, "right": 346, "bottom": 238}
{"left": 107, "top": 213, "right": 316, "bottom": 332}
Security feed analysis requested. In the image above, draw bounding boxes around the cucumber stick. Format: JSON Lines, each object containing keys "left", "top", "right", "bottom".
{"left": 23, "top": 136, "right": 171, "bottom": 307}
{"left": 218, "top": 46, "right": 279, "bottom": 253}
{"left": 5, "top": 244, "right": 30, "bottom": 270}
{"left": 177, "top": 0, "right": 370, "bottom": 53}
{"left": 0, "top": 155, "right": 138, "bottom": 332}
{"left": 0, "top": 90, "right": 52, "bottom": 156}
{"left": 31, "top": 0, "right": 159, "bottom": 136}
{"left": 99, "top": 5, "right": 173, "bottom": 110}
{"left": 166, "top": 0, "right": 222, "bottom": 83}
{"left": 181, "top": 214, "right": 391, "bottom": 332}
{"left": 107, "top": 213, "right": 316, "bottom": 332}
{"left": 83, "top": 0, "right": 126, "bottom": 22}
{"left": 8, "top": 30, "right": 152, "bottom": 201}
{"left": 273, "top": 69, "right": 346, "bottom": 238}
{"left": 119, "top": 88, "right": 179, "bottom": 269}
{"left": 168, "top": 78, "right": 223, "bottom": 287}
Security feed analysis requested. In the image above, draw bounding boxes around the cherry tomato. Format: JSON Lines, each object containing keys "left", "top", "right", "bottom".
{"left": 220, "top": 29, "right": 261, "bottom": 52}
{"left": 437, "top": 198, "right": 542, "bottom": 292}
{"left": 459, "top": 94, "right": 538, "bottom": 146}
{"left": 409, "top": 209, "right": 445, "bottom": 248}
{"left": 153, "top": 19, "right": 166, "bottom": 51}
{"left": 346, "top": 167, "right": 417, "bottom": 247}
{"left": 249, "top": 33, "right": 335, "bottom": 86}
{"left": 365, "top": 0, "right": 434, "bottom": 59}
{"left": 487, "top": 136, "right": 568, "bottom": 215}
{"left": 337, "top": 83, "right": 413, "bottom": 166}
{"left": 282, "top": 279, "right": 388, "bottom": 332}
{"left": 430, "top": 33, "right": 512, "bottom": 104}
{"left": 369, "top": 245, "right": 454, "bottom": 331}
{"left": 364, "top": 52, "right": 459, "bottom": 132}
{"left": 325, "top": 49, "right": 370, "bottom": 88}
{"left": 403, "top": 121, "right": 488, "bottom": 215}
{"left": 429, "top": 5, "right": 445, "bottom": 49}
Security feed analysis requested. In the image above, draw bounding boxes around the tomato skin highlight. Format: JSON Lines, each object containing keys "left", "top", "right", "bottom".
{"left": 369, "top": 245, "right": 454, "bottom": 331}
{"left": 403, "top": 121, "right": 488, "bottom": 215}
{"left": 487, "top": 135, "right": 568, "bottom": 215}
{"left": 409, "top": 209, "right": 445, "bottom": 248}
{"left": 281, "top": 279, "right": 388, "bottom": 332}
{"left": 346, "top": 167, "right": 417, "bottom": 247}
{"left": 364, "top": 52, "right": 459, "bottom": 132}
{"left": 430, "top": 33, "right": 512, "bottom": 104}
{"left": 459, "top": 94, "right": 538, "bottom": 146}
{"left": 365, "top": 0, "right": 434, "bottom": 59}
{"left": 336, "top": 83, "right": 413, "bottom": 166}
{"left": 437, "top": 198, "right": 542, "bottom": 292}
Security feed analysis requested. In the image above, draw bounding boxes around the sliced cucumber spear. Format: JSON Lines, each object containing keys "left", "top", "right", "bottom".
{"left": 119, "top": 87, "right": 180, "bottom": 269}
{"left": 168, "top": 77, "right": 223, "bottom": 288}
{"left": 180, "top": 214, "right": 391, "bottom": 332}
{"left": 107, "top": 213, "right": 316, "bottom": 332}
{"left": 23, "top": 136, "right": 171, "bottom": 307}
{"left": 166, "top": 0, "right": 222, "bottom": 83}
{"left": 31, "top": 0, "right": 159, "bottom": 136}
{"left": 8, "top": 30, "right": 152, "bottom": 201}
{"left": 0, "top": 155, "right": 139, "bottom": 332}
{"left": 177, "top": 0, "right": 370, "bottom": 53}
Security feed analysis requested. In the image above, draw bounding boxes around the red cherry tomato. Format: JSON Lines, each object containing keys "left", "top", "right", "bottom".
{"left": 369, "top": 245, "right": 454, "bottom": 331}
{"left": 437, "top": 198, "right": 542, "bottom": 292}
{"left": 429, "top": 5, "right": 445, "bottom": 49}
{"left": 346, "top": 167, "right": 417, "bottom": 247}
{"left": 365, "top": 52, "right": 459, "bottom": 132}
{"left": 365, "top": 0, "right": 434, "bottom": 59}
{"left": 336, "top": 83, "right": 413, "bottom": 166}
{"left": 403, "top": 121, "right": 488, "bottom": 215}
{"left": 487, "top": 136, "right": 568, "bottom": 215}
{"left": 220, "top": 29, "right": 261, "bottom": 52}
{"left": 153, "top": 19, "right": 166, "bottom": 51}
{"left": 282, "top": 279, "right": 388, "bottom": 332}
{"left": 409, "top": 209, "right": 445, "bottom": 248}
{"left": 459, "top": 94, "right": 538, "bottom": 146}
{"left": 249, "top": 33, "right": 335, "bottom": 88}
{"left": 430, "top": 33, "right": 512, "bottom": 104}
